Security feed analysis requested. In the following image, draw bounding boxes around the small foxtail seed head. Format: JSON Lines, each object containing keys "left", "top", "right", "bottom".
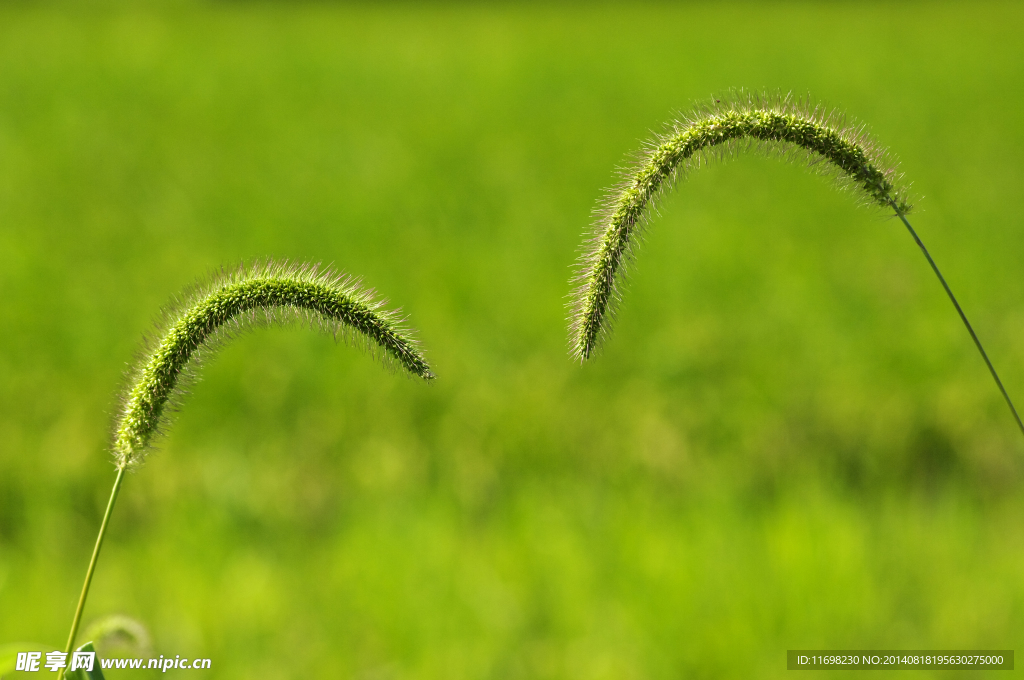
{"left": 570, "top": 89, "right": 914, "bottom": 361}
{"left": 82, "top": 614, "right": 152, "bottom": 657}
{"left": 113, "top": 260, "right": 434, "bottom": 469}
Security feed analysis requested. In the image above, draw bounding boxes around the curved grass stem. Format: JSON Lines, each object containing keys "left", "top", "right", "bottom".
{"left": 56, "top": 260, "right": 434, "bottom": 675}
{"left": 568, "top": 91, "right": 1021, "bottom": 441}
{"left": 890, "top": 198, "right": 1024, "bottom": 440}
{"left": 57, "top": 465, "right": 127, "bottom": 680}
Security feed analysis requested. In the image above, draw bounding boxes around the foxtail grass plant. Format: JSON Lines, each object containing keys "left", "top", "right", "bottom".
{"left": 80, "top": 614, "right": 151, "bottom": 660}
{"left": 570, "top": 90, "right": 1024, "bottom": 440}
{"left": 57, "top": 261, "right": 434, "bottom": 678}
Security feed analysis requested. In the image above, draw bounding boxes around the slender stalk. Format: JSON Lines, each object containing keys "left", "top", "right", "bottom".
{"left": 55, "top": 260, "right": 433, "bottom": 679}
{"left": 889, "top": 198, "right": 1024, "bottom": 440}
{"left": 57, "top": 465, "right": 127, "bottom": 680}
{"left": 568, "top": 92, "right": 1021, "bottom": 441}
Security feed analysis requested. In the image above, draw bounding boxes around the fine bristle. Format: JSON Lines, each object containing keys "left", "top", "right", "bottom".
{"left": 569, "top": 89, "right": 914, "bottom": 362}
{"left": 113, "top": 259, "right": 434, "bottom": 468}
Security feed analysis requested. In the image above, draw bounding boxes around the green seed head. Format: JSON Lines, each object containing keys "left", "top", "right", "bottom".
{"left": 82, "top": 614, "right": 152, "bottom": 657}
{"left": 570, "top": 90, "right": 914, "bottom": 361}
{"left": 113, "top": 260, "right": 434, "bottom": 468}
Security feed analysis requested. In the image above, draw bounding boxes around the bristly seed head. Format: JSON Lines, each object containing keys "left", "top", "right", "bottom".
{"left": 113, "top": 259, "right": 434, "bottom": 469}
{"left": 569, "top": 89, "right": 914, "bottom": 362}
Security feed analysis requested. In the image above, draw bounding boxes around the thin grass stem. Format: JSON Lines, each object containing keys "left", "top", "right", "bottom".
{"left": 56, "top": 260, "right": 434, "bottom": 676}
{"left": 889, "top": 198, "right": 1024, "bottom": 440}
{"left": 57, "top": 465, "right": 126, "bottom": 680}
{"left": 570, "top": 91, "right": 1021, "bottom": 441}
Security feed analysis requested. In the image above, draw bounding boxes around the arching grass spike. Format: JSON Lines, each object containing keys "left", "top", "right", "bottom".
{"left": 58, "top": 260, "right": 433, "bottom": 679}
{"left": 569, "top": 89, "right": 1023, "bottom": 442}
{"left": 570, "top": 90, "right": 913, "bottom": 362}
{"left": 114, "top": 259, "right": 434, "bottom": 469}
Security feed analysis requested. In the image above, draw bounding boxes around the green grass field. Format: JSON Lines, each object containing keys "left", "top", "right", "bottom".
{"left": 2, "top": 2, "right": 1024, "bottom": 677}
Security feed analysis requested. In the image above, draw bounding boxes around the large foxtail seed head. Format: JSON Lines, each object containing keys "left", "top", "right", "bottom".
{"left": 570, "top": 90, "right": 914, "bottom": 361}
{"left": 113, "top": 260, "right": 433, "bottom": 468}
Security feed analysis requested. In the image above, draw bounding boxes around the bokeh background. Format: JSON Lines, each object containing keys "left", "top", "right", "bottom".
{"left": 2, "top": 2, "right": 1024, "bottom": 678}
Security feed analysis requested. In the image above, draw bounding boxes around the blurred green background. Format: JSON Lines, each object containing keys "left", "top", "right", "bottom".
{"left": 2, "top": 1, "right": 1024, "bottom": 678}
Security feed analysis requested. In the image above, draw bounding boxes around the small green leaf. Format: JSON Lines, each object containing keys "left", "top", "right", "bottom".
{"left": 65, "top": 642, "right": 105, "bottom": 680}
